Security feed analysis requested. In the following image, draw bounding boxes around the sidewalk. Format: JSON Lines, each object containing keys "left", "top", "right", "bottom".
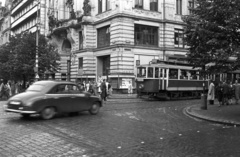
{"left": 185, "top": 102, "right": 240, "bottom": 126}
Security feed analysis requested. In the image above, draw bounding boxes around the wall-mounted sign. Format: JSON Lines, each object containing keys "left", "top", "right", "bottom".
{"left": 120, "top": 78, "right": 132, "bottom": 89}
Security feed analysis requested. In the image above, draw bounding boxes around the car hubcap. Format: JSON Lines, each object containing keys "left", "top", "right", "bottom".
{"left": 92, "top": 104, "right": 99, "bottom": 113}
{"left": 42, "top": 108, "right": 55, "bottom": 119}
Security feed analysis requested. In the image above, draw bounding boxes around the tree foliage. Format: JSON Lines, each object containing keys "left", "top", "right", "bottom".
{"left": 0, "top": 32, "right": 60, "bottom": 81}
{"left": 182, "top": 0, "right": 240, "bottom": 74}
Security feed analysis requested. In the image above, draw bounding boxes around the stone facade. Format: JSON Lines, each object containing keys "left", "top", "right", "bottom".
{"left": 48, "top": 0, "right": 193, "bottom": 92}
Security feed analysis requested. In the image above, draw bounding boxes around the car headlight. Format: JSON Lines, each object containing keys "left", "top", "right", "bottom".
{"left": 9, "top": 101, "right": 21, "bottom": 105}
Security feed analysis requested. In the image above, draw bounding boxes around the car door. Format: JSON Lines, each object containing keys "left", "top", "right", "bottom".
{"left": 46, "top": 84, "right": 75, "bottom": 113}
{"left": 71, "top": 85, "right": 91, "bottom": 111}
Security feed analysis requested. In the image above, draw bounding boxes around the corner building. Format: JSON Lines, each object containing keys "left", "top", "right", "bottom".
{"left": 48, "top": 0, "right": 193, "bottom": 93}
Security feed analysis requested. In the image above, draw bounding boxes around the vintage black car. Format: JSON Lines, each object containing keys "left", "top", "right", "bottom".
{"left": 4, "top": 80, "right": 102, "bottom": 120}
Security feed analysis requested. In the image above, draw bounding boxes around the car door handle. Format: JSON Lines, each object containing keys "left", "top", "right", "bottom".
{"left": 54, "top": 97, "right": 59, "bottom": 99}
{"left": 71, "top": 97, "right": 76, "bottom": 98}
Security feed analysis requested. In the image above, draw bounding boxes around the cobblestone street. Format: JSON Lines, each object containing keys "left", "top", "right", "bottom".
{"left": 1, "top": 99, "right": 240, "bottom": 157}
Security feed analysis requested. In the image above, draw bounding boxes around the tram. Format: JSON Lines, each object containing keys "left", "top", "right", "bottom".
{"left": 136, "top": 59, "right": 240, "bottom": 100}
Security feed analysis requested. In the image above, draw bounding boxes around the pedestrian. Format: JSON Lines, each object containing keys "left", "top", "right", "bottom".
{"left": 97, "top": 81, "right": 101, "bottom": 96}
{"left": 93, "top": 81, "right": 98, "bottom": 96}
{"left": 207, "top": 80, "right": 215, "bottom": 105}
{"left": 108, "top": 81, "right": 112, "bottom": 96}
{"left": 0, "top": 80, "right": 11, "bottom": 100}
{"left": 222, "top": 80, "right": 229, "bottom": 105}
{"left": 86, "top": 81, "right": 90, "bottom": 92}
{"left": 105, "top": 80, "right": 109, "bottom": 96}
{"left": 234, "top": 79, "right": 240, "bottom": 105}
{"left": 128, "top": 81, "right": 133, "bottom": 96}
{"left": 10, "top": 80, "right": 16, "bottom": 96}
{"left": 228, "top": 81, "right": 234, "bottom": 105}
{"left": 216, "top": 81, "right": 223, "bottom": 107}
{"left": 88, "top": 81, "right": 94, "bottom": 94}
{"left": 100, "top": 79, "right": 107, "bottom": 102}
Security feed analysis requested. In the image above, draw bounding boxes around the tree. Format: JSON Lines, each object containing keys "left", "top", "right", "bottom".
{"left": 182, "top": 0, "right": 240, "bottom": 74}
{"left": 0, "top": 32, "right": 60, "bottom": 81}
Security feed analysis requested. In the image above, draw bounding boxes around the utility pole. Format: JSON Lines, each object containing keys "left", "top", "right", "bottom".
{"left": 35, "top": 0, "right": 40, "bottom": 81}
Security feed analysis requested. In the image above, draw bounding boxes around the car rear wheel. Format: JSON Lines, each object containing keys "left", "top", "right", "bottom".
{"left": 89, "top": 102, "right": 100, "bottom": 115}
{"left": 40, "top": 107, "right": 56, "bottom": 120}
{"left": 21, "top": 113, "right": 30, "bottom": 119}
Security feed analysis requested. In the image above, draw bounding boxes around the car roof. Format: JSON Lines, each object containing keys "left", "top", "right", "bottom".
{"left": 34, "top": 80, "right": 75, "bottom": 85}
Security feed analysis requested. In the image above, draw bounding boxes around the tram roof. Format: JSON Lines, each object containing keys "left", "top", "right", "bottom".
{"left": 137, "top": 62, "right": 200, "bottom": 70}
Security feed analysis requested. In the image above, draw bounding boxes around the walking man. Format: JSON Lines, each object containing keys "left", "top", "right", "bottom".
{"left": 234, "top": 79, "right": 240, "bottom": 105}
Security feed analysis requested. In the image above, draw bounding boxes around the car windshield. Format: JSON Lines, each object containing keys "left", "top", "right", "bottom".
{"left": 26, "top": 84, "right": 45, "bottom": 92}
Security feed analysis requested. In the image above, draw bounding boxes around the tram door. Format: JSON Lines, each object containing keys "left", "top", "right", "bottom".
{"left": 155, "top": 68, "right": 167, "bottom": 91}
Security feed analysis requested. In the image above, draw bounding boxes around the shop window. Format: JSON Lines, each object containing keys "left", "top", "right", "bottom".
{"left": 135, "top": 24, "right": 158, "bottom": 47}
{"left": 97, "top": 26, "right": 110, "bottom": 48}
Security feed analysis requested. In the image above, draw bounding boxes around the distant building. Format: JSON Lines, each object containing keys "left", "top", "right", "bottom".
{"left": 0, "top": 0, "right": 12, "bottom": 45}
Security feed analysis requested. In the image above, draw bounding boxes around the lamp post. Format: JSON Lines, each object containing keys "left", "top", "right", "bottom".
{"left": 35, "top": 0, "right": 40, "bottom": 81}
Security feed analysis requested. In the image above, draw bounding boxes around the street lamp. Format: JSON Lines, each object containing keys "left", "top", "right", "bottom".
{"left": 35, "top": 0, "right": 40, "bottom": 81}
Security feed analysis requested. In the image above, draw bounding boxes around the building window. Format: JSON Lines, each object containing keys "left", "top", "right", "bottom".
{"left": 79, "top": 31, "right": 83, "bottom": 50}
{"left": 98, "top": 0, "right": 102, "bottom": 13}
{"left": 135, "top": 0, "right": 143, "bottom": 9}
{"left": 174, "top": 29, "right": 184, "bottom": 48}
{"left": 150, "top": 0, "right": 158, "bottom": 11}
{"left": 78, "top": 58, "right": 83, "bottom": 69}
{"left": 97, "top": 26, "right": 110, "bottom": 48}
{"left": 134, "top": 24, "right": 158, "bottom": 47}
{"left": 106, "top": 0, "right": 111, "bottom": 11}
{"left": 176, "top": 0, "right": 182, "bottom": 15}
{"left": 188, "top": 0, "right": 194, "bottom": 14}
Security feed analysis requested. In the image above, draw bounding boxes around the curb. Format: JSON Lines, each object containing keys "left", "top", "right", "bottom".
{"left": 184, "top": 105, "right": 240, "bottom": 126}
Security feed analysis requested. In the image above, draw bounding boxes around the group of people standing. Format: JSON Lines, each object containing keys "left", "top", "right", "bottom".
{"left": 207, "top": 79, "right": 240, "bottom": 106}
{"left": 0, "top": 79, "right": 26, "bottom": 100}
{"left": 78, "top": 79, "right": 112, "bottom": 103}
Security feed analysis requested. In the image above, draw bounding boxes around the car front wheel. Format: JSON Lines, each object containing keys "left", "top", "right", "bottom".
{"left": 89, "top": 102, "right": 100, "bottom": 115}
{"left": 40, "top": 107, "right": 56, "bottom": 120}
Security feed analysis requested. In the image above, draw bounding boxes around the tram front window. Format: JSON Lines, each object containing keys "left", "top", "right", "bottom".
{"left": 148, "top": 67, "right": 153, "bottom": 78}
{"left": 169, "top": 69, "right": 178, "bottom": 79}
{"left": 137, "top": 67, "right": 146, "bottom": 78}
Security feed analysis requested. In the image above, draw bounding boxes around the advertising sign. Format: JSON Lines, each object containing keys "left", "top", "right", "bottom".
{"left": 120, "top": 78, "right": 132, "bottom": 89}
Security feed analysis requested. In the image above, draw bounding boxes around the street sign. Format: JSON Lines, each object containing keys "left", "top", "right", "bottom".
{"left": 35, "top": 74, "right": 40, "bottom": 79}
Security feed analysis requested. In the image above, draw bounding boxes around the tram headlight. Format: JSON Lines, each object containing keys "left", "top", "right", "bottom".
{"left": 139, "top": 84, "right": 144, "bottom": 89}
